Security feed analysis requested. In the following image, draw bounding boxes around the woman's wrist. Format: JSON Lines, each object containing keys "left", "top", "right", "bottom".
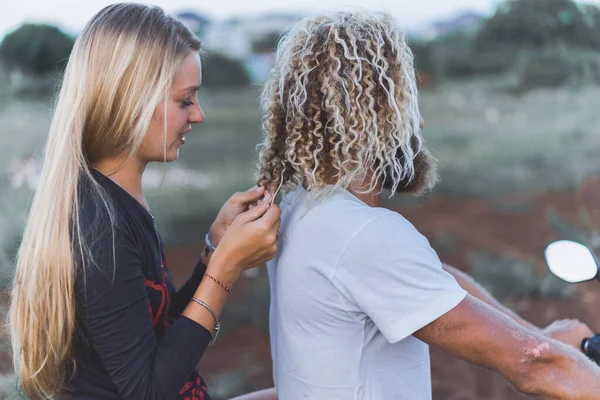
{"left": 185, "top": 277, "right": 229, "bottom": 336}
{"left": 206, "top": 250, "right": 240, "bottom": 289}
{"left": 201, "top": 228, "right": 222, "bottom": 266}
{"left": 201, "top": 243, "right": 213, "bottom": 266}
{"left": 208, "top": 224, "right": 225, "bottom": 248}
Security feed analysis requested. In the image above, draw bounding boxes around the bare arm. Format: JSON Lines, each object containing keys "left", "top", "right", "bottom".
{"left": 415, "top": 294, "right": 600, "bottom": 399}
{"left": 443, "top": 263, "right": 541, "bottom": 332}
{"left": 444, "top": 263, "right": 595, "bottom": 351}
{"left": 183, "top": 202, "right": 280, "bottom": 332}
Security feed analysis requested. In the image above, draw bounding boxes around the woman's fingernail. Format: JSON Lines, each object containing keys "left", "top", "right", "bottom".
{"left": 263, "top": 194, "right": 272, "bottom": 204}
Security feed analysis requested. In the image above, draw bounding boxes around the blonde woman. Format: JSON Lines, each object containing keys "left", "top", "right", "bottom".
{"left": 256, "top": 12, "right": 600, "bottom": 399}
{"left": 9, "top": 3, "right": 280, "bottom": 399}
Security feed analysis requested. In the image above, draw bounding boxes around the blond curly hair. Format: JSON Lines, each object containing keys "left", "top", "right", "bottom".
{"left": 256, "top": 11, "right": 438, "bottom": 198}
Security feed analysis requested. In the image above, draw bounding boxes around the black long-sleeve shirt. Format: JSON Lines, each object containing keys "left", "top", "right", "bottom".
{"left": 66, "top": 169, "right": 212, "bottom": 400}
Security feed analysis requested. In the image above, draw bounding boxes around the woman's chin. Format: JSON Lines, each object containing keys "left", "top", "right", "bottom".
{"left": 148, "top": 152, "right": 179, "bottom": 163}
{"left": 166, "top": 150, "right": 179, "bottom": 162}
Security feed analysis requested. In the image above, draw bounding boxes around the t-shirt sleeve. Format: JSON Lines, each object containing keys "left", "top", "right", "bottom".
{"left": 74, "top": 217, "right": 211, "bottom": 399}
{"left": 332, "top": 212, "right": 467, "bottom": 344}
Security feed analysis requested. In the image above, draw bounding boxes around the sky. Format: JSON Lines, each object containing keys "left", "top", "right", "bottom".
{"left": 2, "top": 0, "right": 500, "bottom": 38}
{"left": 5, "top": 0, "right": 600, "bottom": 39}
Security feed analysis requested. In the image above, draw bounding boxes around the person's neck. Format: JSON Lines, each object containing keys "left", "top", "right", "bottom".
{"left": 94, "top": 155, "right": 148, "bottom": 209}
{"left": 349, "top": 190, "right": 381, "bottom": 207}
{"left": 347, "top": 173, "right": 383, "bottom": 208}
{"left": 302, "top": 172, "right": 383, "bottom": 208}
{"left": 348, "top": 187, "right": 382, "bottom": 208}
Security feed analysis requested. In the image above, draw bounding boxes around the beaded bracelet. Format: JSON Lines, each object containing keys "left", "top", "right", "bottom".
{"left": 204, "top": 273, "right": 233, "bottom": 294}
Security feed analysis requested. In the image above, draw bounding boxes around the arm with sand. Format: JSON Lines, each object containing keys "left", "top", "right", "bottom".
{"left": 415, "top": 295, "right": 600, "bottom": 399}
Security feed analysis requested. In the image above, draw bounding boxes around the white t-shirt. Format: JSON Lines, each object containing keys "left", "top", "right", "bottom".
{"left": 267, "top": 185, "right": 467, "bottom": 400}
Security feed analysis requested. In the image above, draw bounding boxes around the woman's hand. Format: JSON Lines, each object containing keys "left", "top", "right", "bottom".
{"left": 209, "top": 186, "right": 268, "bottom": 247}
{"left": 207, "top": 196, "right": 281, "bottom": 285}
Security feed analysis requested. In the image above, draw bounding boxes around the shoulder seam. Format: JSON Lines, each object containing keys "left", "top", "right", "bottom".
{"left": 329, "top": 210, "right": 392, "bottom": 279}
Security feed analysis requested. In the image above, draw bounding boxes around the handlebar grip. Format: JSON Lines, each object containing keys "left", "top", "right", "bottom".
{"left": 582, "top": 334, "right": 600, "bottom": 366}
{"left": 582, "top": 338, "right": 590, "bottom": 354}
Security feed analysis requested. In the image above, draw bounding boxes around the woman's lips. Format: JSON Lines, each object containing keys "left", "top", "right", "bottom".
{"left": 178, "top": 129, "right": 191, "bottom": 144}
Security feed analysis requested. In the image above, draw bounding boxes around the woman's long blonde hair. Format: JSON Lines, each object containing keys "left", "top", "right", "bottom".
{"left": 257, "top": 12, "right": 438, "bottom": 197}
{"left": 9, "top": 4, "right": 200, "bottom": 398}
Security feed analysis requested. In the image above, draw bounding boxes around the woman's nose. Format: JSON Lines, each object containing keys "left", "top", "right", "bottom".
{"left": 190, "top": 104, "right": 205, "bottom": 124}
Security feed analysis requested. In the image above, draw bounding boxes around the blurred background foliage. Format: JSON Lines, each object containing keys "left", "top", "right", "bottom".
{"left": 3, "top": 0, "right": 600, "bottom": 398}
{"left": 410, "top": 0, "right": 600, "bottom": 89}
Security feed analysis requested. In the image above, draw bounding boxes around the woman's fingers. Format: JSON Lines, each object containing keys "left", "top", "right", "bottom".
{"left": 230, "top": 186, "right": 266, "bottom": 206}
{"left": 217, "top": 194, "right": 281, "bottom": 272}
{"left": 262, "top": 204, "right": 282, "bottom": 228}
{"left": 235, "top": 197, "right": 272, "bottom": 224}
{"left": 250, "top": 205, "right": 280, "bottom": 244}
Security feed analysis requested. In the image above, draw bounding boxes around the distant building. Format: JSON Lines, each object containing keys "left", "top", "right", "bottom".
{"left": 203, "top": 12, "right": 305, "bottom": 83}
{"left": 176, "top": 11, "right": 211, "bottom": 38}
{"left": 411, "top": 11, "right": 484, "bottom": 40}
{"left": 244, "top": 52, "right": 276, "bottom": 83}
{"left": 432, "top": 12, "right": 484, "bottom": 36}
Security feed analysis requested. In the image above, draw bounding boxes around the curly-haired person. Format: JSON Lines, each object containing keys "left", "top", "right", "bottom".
{"left": 253, "top": 12, "right": 600, "bottom": 400}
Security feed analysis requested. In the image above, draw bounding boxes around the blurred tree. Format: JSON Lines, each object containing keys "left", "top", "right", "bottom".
{"left": 475, "top": 0, "right": 596, "bottom": 50}
{"left": 408, "top": 39, "right": 435, "bottom": 74}
{"left": 201, "top": 52, "right": 251, "bottom": 88}
{"left": 0, "top": 23, "right": 74, "bottom": 75}
{"left": 413, "top": 32, "right": 513, "bottom": 80}
{"left": 580, "top": 4, "right": 600, "bottom": 48}
{"left": 514, "top": 45, "right": 600, "bottom": 91}
{"left": 251, "top": 33, "right": 281, "bottom": 54}
{"left": 430, "top": 32, "right": 477, "bottom": 78}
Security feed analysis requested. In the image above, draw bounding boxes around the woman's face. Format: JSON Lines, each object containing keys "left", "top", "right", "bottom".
{"left": 139, "top": 52, "right": 204, "bottom": 163}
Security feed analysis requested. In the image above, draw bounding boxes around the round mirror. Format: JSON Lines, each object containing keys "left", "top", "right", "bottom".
{"left": 544, "top": 240, "right": 599, "bottom": 283}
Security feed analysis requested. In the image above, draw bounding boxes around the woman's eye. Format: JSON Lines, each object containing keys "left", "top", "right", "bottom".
{"left": 181, "top": 100, "right": 194, "bottom": 108}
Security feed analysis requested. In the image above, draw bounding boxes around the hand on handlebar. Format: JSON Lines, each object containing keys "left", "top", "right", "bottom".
{"left": 541, "top": 319, "right": 595, "bottom": 352}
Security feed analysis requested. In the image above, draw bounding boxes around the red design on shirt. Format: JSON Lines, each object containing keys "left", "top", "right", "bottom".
{"left": 146, "top": 257, "right": 210, "bottom": 399}
{"left": 144, "top": 278, "right": 167, "bottom": 328}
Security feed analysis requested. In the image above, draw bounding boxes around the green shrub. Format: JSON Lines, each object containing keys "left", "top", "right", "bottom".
{"left": 475, "top": 0, "right": 596, "bottom": 50}
{"left": 469, "top": 250, "right": 573, "bottom": 301}
{"left": 436, "top": 46, "right": 475, "bottom": 78}
{"left": 251, "top": 33, "right": 280, "bottom": 54}
{"left": 514, "top": 45, "right": 600, "bottom": 90}
{"left": 546, "top": 208, "right": 600, "bottom": 251}
{"left": 419, "top": 0, "right": 600, "bottom": 82}
{"left": 201, "top": 52, "right": 250, "bottom": 88}
{"left": 469, "top": 45, "right": 520, "bottom": 75}
{"left": 408, "top": 40, "right": 435, "bottom": 74}
{"left": 0, "top": 188, "right": 31, "bottom": 290}
{"left": 426, "top": 33, "right": 476, "bottom": 79}
{"left": 12, "top": 72, "right": 62, "bottom": 99}
{"left": 0, "top": 374, "right": 24, "bottom": 399}
{"left": 423, "top": 33, "right": 518, "bottom": 79}
{"left": 0, "top": 68, "right": 9, "bottom": 107}
{"left": 0, "top": 23, "right": 74, "bottom": 76}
